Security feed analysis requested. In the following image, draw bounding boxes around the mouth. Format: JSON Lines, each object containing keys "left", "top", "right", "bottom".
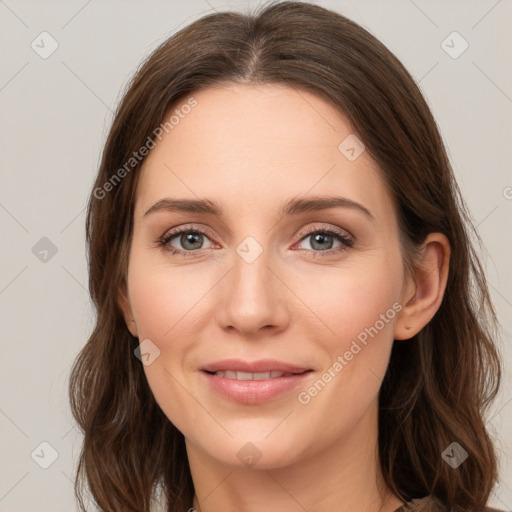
{"left": 201, "top": 358, "right": 312, "bottom": 374}
{"left": 204, "top": 370, "right": 303, "bottom": 380}
{"left": 200, "top": 359, "right": 313, "bottom": 404}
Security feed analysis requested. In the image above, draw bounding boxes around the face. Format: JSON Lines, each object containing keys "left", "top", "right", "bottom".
{"left": 120, "top": 83, "right": 412, "bottom": 469}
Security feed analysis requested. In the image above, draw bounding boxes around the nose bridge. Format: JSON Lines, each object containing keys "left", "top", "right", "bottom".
{"left": 216, "top": 234, "right": 289, "bottom": 335}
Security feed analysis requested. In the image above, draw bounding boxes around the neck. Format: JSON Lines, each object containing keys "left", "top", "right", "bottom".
{"left": 186, "top": 401, "right": 404, "bottom": 512}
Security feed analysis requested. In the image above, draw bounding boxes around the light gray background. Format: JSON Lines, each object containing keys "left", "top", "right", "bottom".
{"left": 0, "top": 1, "right": 511, "bottom": 511}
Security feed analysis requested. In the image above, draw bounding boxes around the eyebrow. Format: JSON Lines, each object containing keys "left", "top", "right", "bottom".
{"left": 144, "top": 195, "right": 374, "bottom": 220}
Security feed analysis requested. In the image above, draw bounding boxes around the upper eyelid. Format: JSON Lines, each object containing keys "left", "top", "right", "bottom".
{"left": 299, "top": 224, "right": 354, "bottom": 240}
{"left": 161, "top": 224, "right": 216, "bottom": 242}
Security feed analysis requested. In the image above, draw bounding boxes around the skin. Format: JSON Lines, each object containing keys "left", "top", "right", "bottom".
{"left": 118, "top": 83, "right": 450, "bottom": 512}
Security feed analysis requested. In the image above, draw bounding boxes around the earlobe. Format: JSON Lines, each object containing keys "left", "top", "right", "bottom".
{"left": 117, "top": 282, "right": 138, "bottom": 337}
{"left": 394, "top": 233, "right": 451, "bottom": 340}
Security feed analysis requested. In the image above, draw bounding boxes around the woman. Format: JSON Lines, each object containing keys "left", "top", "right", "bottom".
{"left": 69, "top": 2, "right": 504, "bottom": 511}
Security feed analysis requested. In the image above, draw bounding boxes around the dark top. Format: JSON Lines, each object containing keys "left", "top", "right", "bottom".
{"left": 393, "top": 496, "right": 504, "bottom": 511}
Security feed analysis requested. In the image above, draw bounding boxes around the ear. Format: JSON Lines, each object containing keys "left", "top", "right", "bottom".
{"left": 394, "top": 233, "right": 451, "bottom": 340}
{"left": 117, "top": 281, "right": 138, "bottom": 338}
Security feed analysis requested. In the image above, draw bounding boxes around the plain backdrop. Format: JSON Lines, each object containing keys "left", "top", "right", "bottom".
{"left": 0, "top": 1, "right": 511, "bottom": 510}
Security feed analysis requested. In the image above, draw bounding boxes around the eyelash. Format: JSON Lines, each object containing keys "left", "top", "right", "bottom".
{"left": 158, "top": 224, "right": 355, "bottom": 258}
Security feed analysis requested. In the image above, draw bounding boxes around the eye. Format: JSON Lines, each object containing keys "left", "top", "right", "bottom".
{"left": 158, "top": 224, "right": 355, "bottom": 258}
{"left": 159, "top": 226, "right": 215, "bottom": 256}
{"left": 294, "top": 226, "right": 355, "bottom": 256}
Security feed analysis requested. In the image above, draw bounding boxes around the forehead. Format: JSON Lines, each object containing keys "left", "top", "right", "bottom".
{"left": 134, "top": 83, "right": 395, "bottom": 222}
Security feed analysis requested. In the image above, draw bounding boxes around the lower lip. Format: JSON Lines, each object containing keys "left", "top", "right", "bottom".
{"left": 201, "top": 371, "right": 313, "bottom": 404}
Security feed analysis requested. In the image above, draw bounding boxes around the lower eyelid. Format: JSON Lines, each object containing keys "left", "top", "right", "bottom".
{"left": 295, "top": 234, "right": 353, "bottom": 253}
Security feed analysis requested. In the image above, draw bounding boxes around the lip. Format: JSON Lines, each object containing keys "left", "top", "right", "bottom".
{"left": 201, "top": 358, "right": 311, "bottom": 374}
{"left": 200, "top": 359, "right": 313, "bottom": 405}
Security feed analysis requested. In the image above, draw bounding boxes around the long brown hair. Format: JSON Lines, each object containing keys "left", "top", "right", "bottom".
{"left": 69, "top": 2, "right": 502, "bottom": 510}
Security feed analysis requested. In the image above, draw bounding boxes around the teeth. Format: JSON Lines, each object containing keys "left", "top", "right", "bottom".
{"left": 236, "top": 371, "right": 253, "bottom": 381}
{"left": 253, "top": 372, "right": 270, "bottom": 379}
{"left": 213, "top": 370, "right": 290, "bottom": 380}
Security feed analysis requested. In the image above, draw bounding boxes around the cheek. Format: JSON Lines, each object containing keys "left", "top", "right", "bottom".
{"left": 295, "top": 250, "right": 403, "bottom": 400}
{"left": 300, "top": 254, "right": 403, "bottom": 351}
{"left": 127, "top": 246, "right": 210, "bottom": 343}
{"left": 126, "top": 248, "right": 218, "bottom": 430}
{"left": 126, "top": 275, "right": 196, "bottom": 435}
{"left": 290, "top": 262, "right": 402, "bottom": 444}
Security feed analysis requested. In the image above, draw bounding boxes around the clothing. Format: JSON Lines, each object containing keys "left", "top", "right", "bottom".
{"left": 393, "top": 496, "right": 505, "bottom": 511}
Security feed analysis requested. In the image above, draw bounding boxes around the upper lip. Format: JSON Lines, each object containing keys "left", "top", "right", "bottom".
{"left": 201, "top": 359, "right": 312, "bottom": 374}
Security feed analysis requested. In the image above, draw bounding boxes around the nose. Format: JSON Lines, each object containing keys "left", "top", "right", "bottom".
{"left": 215, "top": 243, "right": 290, "bottom": 337}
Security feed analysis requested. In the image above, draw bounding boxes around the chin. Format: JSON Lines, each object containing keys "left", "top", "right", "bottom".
{"left": 184, "top": 420, "right": 318, "bottom": 471}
